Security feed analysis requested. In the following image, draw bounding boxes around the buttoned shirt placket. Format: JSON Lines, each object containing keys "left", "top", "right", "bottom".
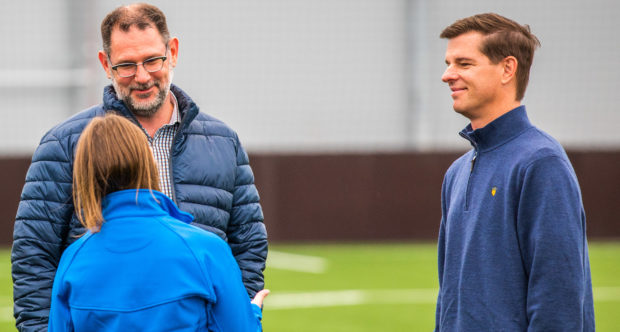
{"left": 141, "top": 94, "right": 180, "bottom": 199}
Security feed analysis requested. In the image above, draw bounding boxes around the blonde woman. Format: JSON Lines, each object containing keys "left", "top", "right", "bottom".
{"left": 48, "top": 114, "right": 268, "bottom": 331}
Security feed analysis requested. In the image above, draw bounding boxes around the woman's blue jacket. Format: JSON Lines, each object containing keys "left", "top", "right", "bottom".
{"left": 49, "top": 189, "right": 263, "bottom": 331}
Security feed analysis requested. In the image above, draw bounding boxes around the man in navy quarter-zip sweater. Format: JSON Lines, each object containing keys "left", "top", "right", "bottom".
{"left": 12, "top": 4, "right": 267, "bottom": 331}
{"left": 435, "top": 13, "right": 594, "bottom": 331}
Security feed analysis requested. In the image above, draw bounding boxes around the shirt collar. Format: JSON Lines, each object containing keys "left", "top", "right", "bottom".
{"left": 167, "top": 92, "right": 180, "bottom": 125}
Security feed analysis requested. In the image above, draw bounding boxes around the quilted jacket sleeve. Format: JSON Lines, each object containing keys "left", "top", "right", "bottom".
{"left": 227, "top": 135, "right": 268, "bottom": 299}
{"left": 11, "top": 133, "right": 75, "bottom": 332}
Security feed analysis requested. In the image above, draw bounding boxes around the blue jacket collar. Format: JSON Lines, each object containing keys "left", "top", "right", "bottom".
{"left": 459, "top": 105, "right": 532, "bottom": 151}
{"left": 102, "top": 189, "right": 194, "bottom": 224}
{"left": 102, "top": 83, "right": 200, "bottom": 133}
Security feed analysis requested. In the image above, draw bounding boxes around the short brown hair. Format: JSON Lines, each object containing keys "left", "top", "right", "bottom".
{"left": 440, "top": 13, "right": 540, "bottom": 101}
{"left": 73, "top": 114, "right": 160, "bottom": 232}
{"left": 101, "top": 3, "right": 170, "bottom": 56}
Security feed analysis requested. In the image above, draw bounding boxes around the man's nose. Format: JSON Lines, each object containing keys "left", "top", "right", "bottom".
{"left": 133, "top": 64, "right": 151, "bottom": 82}
{"left": 442, "top": 66, "right": 457, "bottom": 82}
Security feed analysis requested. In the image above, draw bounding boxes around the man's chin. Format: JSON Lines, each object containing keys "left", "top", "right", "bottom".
{"left": 125, "top": 98, "right": 161, "bottom": 117}
{"left": 452, "top": 106, "right": 472, "bottom": 118}
{"left": 115, "top": 79, "right": 171, "bottom": 117}
{"left": 453, "top": 106, "right": 466, "bottom": 114}
{"left": 130, "top": 105, "right": 159, "bottom": 117}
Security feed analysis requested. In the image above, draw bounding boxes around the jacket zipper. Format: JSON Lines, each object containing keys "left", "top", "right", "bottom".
{"left": 465, "top": 149, "right": 478, "bottom": 211}
{"left": 470, "top": 152, "right": 477, "bottom": 173}
{"left": 168, "top": 124, "right": 183, "bottom": 205}
{"left": 458, "top": 131, "right": 479, "bottom": 212}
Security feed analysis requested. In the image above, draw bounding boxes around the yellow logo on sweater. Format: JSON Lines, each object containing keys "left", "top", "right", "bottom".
{"left": 491, "top": 187, "right": 497, "bottom": 196}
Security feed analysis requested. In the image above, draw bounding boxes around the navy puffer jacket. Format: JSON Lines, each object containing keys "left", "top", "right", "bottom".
{"left": 11, "top": 84, "right": 268, "bottom": 331}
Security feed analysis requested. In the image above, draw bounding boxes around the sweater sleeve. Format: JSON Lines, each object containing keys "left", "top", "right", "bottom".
{"left": 517, "top": 155, "right": 593, "bottom": 331}
{"left": 227, "top": 135, "right": 268, "bottom": 298}
{"left": 435, "top": 170, "right": 451, "bottom": 332}
{"left": 11, "top": 134, "right": 75, "bottom": 331}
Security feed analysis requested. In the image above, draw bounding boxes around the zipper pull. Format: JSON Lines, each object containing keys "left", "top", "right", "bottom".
{"left": 470, "top": 152, "right": 477, "bottom": 173}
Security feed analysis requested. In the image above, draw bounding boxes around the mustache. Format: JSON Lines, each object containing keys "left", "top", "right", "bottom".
{"left": 129, "top": 81, "right": 160, "bottom": 92}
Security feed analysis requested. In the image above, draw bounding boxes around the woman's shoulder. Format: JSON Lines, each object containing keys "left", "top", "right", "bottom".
{"left": 56, "top": 232, "right": 95, "bottom": 276}
{"left": 159, "top": 217, "right": 230, "bottom": 253}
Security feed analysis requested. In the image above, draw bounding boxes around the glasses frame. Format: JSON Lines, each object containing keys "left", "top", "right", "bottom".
{"left": 108, "top": 47, "right": 169, "bottom": 78}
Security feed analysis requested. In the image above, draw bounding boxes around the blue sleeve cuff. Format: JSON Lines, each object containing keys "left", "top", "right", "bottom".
{"left": 252, "top": 303, "right": 263, "bottom": 320}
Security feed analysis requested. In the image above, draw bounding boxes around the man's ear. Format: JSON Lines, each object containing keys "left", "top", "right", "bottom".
{"left": 501, "top": 56, "right": 518, "bottom": 85}
{"left": 98, "top": 51, "right": 112, "bottom": 79}
{"left": 168, "top": 37, "right": 179, "bottom": 68}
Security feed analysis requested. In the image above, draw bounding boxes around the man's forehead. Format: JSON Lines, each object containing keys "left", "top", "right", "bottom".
{"left": 110, "top": 24, "right": 157, "bottom": 38}
{"left": 107, "top": 25, "right": 167, "bottom": 59}
{"left": 447, "top": 31, "right": 484, "bottom": 48}
{"left": 108, "top": 25, "right": 165, "bottom": 47}
{"left": 444, "top": 33, "right": 485, "bottom": 59}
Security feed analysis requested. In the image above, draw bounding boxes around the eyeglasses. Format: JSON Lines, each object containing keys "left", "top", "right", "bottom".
{"left": 109, "top": 52, "right": 168, "bottom": 78}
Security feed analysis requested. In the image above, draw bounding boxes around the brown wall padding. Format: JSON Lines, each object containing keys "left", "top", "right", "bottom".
{"left": 1, "top": 157, "right": 32, "bottom": 246}
{"left": 1, "top": 151, "right": 619, "bottom": 246}
{"left": 569, "top": 151, "right": 620, "bottom": 238}
{"left": 251, "top": 153, "right": 456, "bottom": 242}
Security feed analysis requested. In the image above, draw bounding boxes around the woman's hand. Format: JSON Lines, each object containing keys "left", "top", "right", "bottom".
{"left": 251, "top": 289, "right": 270, "bottom": 309}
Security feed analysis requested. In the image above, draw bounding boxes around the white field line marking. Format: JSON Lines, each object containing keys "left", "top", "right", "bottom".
{"left": 593, "top": 286, "right": 620, "bottom": 302}
{"left": 266, "top": 290, "right": 366, "bottom": 309}
{"left": 0, "top": 306, "right": 12, "bottom": 323}
{"left": 267, "top": 250, "right": 327, "bottom": 274}
{"left": 265, "top": 289, "right": 438, "bottom": 310}
{"left": 0, "top": 287, "right": 617, "bottom": 321}
{"left": 264, "top": 287, "right": 620, "bottom": 310}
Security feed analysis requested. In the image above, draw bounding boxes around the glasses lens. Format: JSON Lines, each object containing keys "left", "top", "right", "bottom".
{"left": 116, "top": 64, "right": 137, "bottom": 77}
{"left": 144, "top": 57, "right": 165, "bottom": 73}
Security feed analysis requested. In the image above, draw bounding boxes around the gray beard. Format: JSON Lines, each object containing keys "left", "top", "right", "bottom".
{"left": 112, "top": 72, "right": 173, "bottom": 117}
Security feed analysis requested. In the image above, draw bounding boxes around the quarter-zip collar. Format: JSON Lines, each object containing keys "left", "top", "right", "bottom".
{"left": 459, "top": 105, "right": 532, "bottom": 152}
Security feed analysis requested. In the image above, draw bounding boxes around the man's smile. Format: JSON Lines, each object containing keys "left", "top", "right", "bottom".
{"left": 450, "top": 86, "right": 467, "bottom": 98}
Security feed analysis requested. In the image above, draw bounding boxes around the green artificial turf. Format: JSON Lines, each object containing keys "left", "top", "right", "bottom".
{"left": 262, "top": 242, "right": 620, "bottom": 332}
{"left": 0, "top": 241, "right": 618, "bottom": 331}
